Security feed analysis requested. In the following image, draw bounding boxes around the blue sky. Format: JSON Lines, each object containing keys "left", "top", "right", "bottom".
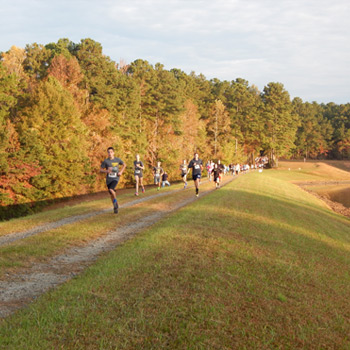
{"left": 1, "top": 0, "right": 350, "bottom": 104}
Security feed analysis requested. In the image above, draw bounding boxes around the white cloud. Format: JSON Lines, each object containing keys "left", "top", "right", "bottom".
{"left": 1, "top": 0, "right": 350, "bottom": 103}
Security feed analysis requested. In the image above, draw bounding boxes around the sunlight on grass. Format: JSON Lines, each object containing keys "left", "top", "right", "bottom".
{"left": 1, "top": 166, "right": 350, "bottom": 349}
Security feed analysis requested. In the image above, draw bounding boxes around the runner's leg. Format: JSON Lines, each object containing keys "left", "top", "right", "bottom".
{"left": 140, "top": 177, "right": 145, "bottom": 193}
{"left": 108, "top": 187, "right": 119, "bottom": 213}
{"left": 194, "top": 178, "right": 200, "bottom": 196}
{"left": 135, "top": 175, "right": 139, "bottom": 195}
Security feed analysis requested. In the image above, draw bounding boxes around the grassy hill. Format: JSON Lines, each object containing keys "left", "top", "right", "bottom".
{"left": 1, "top": 164, "right": 350, "bottom": 349}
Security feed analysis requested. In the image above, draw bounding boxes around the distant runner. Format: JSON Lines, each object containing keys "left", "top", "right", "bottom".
{"left": 188, "top": 152, "right": 203, "bottom": 197}
{"left": 217, "top": 160, "right": 225, "bottom": 182}
{"left": 100, "top": 147, "right": 126, "bottom": 214}
{"left": 206, "top": 160, "right": 214, "bottom": 181}
{"left": 212, "top": 163, "right": 220, "bottom": 189}
{"left": 134, "top": 154, "right": 145, "bottom": 196}
{"left": 180, "top": 160, "right": 188, "bottom": 188}
{"left": 153, "top": 161, "right": 164, "bottom": 191}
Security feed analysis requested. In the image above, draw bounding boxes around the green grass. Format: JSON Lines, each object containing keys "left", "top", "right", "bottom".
{"left": 1, "top": 170, "right": 350, "bottom": 349}
{"left": 0, "top": 183, "right": 184, "bottom": 236}
{"left": 0, "top": 180, "right": 213, "bottom": 276}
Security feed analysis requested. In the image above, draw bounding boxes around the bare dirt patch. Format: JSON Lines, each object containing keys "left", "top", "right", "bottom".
{"left": 297, "top": 182, "right": 350, "bottom": 219}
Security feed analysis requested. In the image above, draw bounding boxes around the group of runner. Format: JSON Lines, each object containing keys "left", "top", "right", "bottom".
{"left": 100, "top": 148, "right": 204, "bottom": 214}
{"left": 100, "top": 147, "right": 266, "bottom": 214}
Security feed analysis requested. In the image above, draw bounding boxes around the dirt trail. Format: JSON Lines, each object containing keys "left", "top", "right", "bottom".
{"left": 0, "top": 188, "right": 185, "bottom": 247}
{"left": 0, "top": 177, "right": 235, "bottom": 318}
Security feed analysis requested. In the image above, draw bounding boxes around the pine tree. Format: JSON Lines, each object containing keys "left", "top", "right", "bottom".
{"left": 207, "top": 99, "right": 230, "bottom": 159}
{"left": 261, "top": 82, "right": 299, "bottom": 167}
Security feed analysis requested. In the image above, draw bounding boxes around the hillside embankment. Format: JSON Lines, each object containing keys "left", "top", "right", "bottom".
{"left": 1, "top": 163, "right": 350, "bottom": 349}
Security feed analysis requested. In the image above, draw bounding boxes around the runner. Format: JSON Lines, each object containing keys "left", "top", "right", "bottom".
{"left": 153, "top": 161, "right": 164, "bottom": 191}
{"left": 187, "top": 152, "right": 203, "bottom": 197}
{"left": 206, "top": 160, "right": 214, "bottom": 181}
{"left": 212, "top": 163, "right": 221, "bottom": 189}
{"left": 100, "top": 147, "right": 126, "bottom": 214}
{"left": 133, "top": 154, "right": 145, "bottom": 196}
{"left": 235, "top": 163, "right": 240, "bottom": 176}
{"left": 217, "top": 159, "right": 225, "bottom": 182}
{"left": 180, "top": 160, "right": 188, "bottom": 188}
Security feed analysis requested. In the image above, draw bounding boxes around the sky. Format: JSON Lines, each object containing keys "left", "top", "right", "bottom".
{"left": 1, "top": 0, "right": 350, "bottom": 104}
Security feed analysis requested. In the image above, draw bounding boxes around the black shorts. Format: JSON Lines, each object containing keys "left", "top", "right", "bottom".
{"left": 192, "top": 174, "right": 201, "bottom": 181}
{"left": 107, "top": 180, "right": 119, "bottom": 191}
{"left": 181, "top": 172, "right": 187, "bottom": 178}
{"left": 134, "top": 173, "right": 143, "bottom": 178}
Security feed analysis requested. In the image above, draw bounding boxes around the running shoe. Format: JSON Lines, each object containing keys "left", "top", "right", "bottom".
{"left": 113, "top": 200, "right": 119, "bottom": 214}
{"left": 142, "top": 187, "right": 145, "bottom": 193}
{"left": 157, "top": 187, "right": 160, "bottom": 191}
{"left": 135, "top": 193, "right": 139, "bottom": 196}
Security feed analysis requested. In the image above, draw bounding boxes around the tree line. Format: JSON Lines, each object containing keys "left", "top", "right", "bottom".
{"left": 1, "top": 38, "right": 350, "bottom": 218}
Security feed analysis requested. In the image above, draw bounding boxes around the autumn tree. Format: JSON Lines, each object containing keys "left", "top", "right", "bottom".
{"left": 1, "top": 46, "right": 26, "bottom": 77}
{"left": 206, "top": 99, "right": 231, "bottom": 159}
{"left": 18, "top": 76, "right": 89, "bottom": 198}
{"left": 0, "top": 62, "right": 41, "bottom": 211}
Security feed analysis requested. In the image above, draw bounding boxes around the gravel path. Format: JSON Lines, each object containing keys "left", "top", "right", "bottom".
{"left": 0, "top": 178, "right": 234, "bottom": 318}
{"left": 0, "top": 186, "right": 193, "bottom": 247}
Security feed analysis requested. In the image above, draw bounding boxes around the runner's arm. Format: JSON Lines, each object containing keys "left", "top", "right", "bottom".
{"left": 117, "top": 163, "right": 126, "bottom": 176}
{"left": 187, "top": 161, "right": 192, "bottom": 175}
{"left": 100, "top": 167, "right": 111, "bottom": 174}
{"left": 100, "top": 162, "right": 111, "bottom": 174}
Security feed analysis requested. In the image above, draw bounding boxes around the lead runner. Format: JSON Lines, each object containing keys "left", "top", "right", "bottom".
{"left": 100, "top": 147, "right": 126, "bottom": 214}
{"left": 187, "top": 152, "right": 203, "bottom": 197}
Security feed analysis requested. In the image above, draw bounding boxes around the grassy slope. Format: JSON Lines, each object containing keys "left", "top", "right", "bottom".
{"left": 0, "top": 182, "right": 202, "bottom": 275}
{"left": 1, "top": 166, "right": 350, "bottom": 349}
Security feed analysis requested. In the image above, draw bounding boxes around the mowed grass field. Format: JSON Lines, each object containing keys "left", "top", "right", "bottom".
{"left": 1, "top": 162, "right": 350, "bottom": 349}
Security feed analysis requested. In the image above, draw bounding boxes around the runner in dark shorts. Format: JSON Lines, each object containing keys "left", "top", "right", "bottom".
{"left": 100, "top": 147, "right": 125, "bottom": 214}
{"left": 187, "top": 152, "right": 203, "bottom": 197}
{"left": 212, "top": 163, "right": 220, "bottom": 189}
{"left": 134, "top": 154, "right": 145, "bottom": 196}
{"left": 217, "top": 159, "right": 225, "bottom": 182}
